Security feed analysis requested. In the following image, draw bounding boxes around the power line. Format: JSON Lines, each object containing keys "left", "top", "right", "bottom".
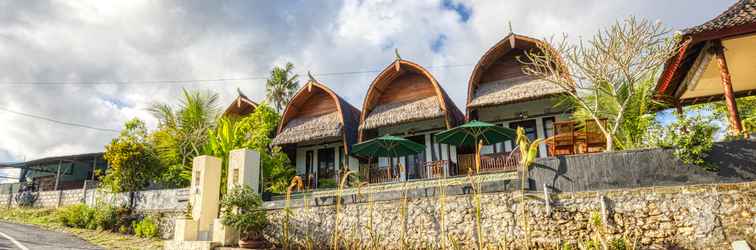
{"left": 0, "top": 63, "right": 475, "bottom": 132}
{"left": 0, "top": 63, "right": 475, "bottom": 85}
{"left": 0, "top": 106, "right": 119, "bottom": 133}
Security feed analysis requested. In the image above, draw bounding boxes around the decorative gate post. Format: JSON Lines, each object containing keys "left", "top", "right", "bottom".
{"left": 173, "top": 156, "right": 222, "bottom": 242}
{"left": 213, "top": 149, "right": 261, "bottom": 246}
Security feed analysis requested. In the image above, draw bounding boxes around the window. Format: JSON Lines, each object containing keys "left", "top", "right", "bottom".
{"left": 509, "top": 119, "right": 538, "bottom": 153}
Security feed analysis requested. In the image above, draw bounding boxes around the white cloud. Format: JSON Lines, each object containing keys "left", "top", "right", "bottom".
{"left": 0, "top": 0, "right": 732, "bottom": 163}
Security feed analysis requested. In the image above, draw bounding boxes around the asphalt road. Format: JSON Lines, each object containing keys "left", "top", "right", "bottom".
{"left": 0, "top": 222, "right": 102, "bottom": 250}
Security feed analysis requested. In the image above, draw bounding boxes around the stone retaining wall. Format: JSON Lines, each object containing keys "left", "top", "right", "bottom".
{"left": 264, "top": 181, "right": 755, "bottom": 249}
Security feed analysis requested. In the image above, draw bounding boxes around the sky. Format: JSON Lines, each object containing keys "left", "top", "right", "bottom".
{"left": 0, "top": 0, "right": 736, "bottom": 175}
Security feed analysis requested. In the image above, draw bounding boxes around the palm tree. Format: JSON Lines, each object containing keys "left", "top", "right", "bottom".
{"left": 266, "top": 62, "right": 299, "bottom": 112}
{"left": 149, "top": 89, "right": 220, "bottom": 186}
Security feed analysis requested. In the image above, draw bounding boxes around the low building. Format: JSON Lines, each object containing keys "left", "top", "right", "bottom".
{"left": 271, "top": 76, "right": 361, "bottom": 189}
{"left": 466, "top": 33, "right": 573, "bottom": 159}
{"left": 359, "top": 56, "right": 464, "bottom": 183}
{"left": 223, "top": 89, "right": 258, "bottom": 117}
{"left": 16, "top": 153, "right": 107, "bottom": 191}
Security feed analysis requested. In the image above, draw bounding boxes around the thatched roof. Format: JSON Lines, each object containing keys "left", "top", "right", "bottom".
{"left": 684, "top": 0, "right": 755, "bottom": 36}
{"left": 360, "top": 96, "right": 444, "bottom": 130}
{"left": 272, "top": 112, "right": 343, "bottom": 146}
{"left": 359, "top": 59, "right": 463, "bottom": 140}
{"left": 223, "top": 89, "right": 257, "bottom": 117}
{"left": 468, "top": 76, "right": 564, "bottom": 108}
{"left": 273, "top": 80, "right": 361, "bottom": 153}
{"left": 467, "top": 33, "right": 569, "bottom": 114}
{"left": 656, "top": 0, "right": 756, "bottom": 103}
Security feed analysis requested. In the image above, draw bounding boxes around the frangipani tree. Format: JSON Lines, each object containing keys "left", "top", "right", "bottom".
{"left": 521, "top": 17, "right": 679, "bottom": 151}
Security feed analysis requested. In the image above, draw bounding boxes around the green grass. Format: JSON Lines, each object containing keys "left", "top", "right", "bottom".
{"left": 0, "top": 208, "right": 163, "bottom": 250}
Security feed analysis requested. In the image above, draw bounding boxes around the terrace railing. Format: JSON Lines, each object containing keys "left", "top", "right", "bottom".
{"left": 457, "top": 151, "right": 520, "bottom": 175}
{"left": 422, "top": 160, "right": 448, "bottom": 179}
{"left": 359, "top": 163, "right": 401, "bottom": 184}
{"left": 359, "top": 160, "right": 450, "bottom": 184}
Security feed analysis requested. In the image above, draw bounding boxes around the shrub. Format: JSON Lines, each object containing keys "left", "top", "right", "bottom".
{"left": 220, "top": 186, "right": 267, "bottom": 236}
{"left": 664, "top": 115, "right": 717, "bottom": 171}
{"left": 90, "top": 203, "right": 118, "bottom": 230}
{"left": 56, "top": 204, "right": 94, "bottom": 228}
{"left": 133, "top": 217, "right": 159, "bottom": 238}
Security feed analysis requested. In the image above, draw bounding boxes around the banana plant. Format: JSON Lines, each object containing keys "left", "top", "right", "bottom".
{"left": 516, "top": 126, "right": 543, "bottom": 249}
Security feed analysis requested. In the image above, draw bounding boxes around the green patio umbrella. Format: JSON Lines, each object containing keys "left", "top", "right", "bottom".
{"left": 434, "top": 120, "right": 516, "bottom": 172}
{"left": 351, "top": 134, "right": 426, "bottom": 182}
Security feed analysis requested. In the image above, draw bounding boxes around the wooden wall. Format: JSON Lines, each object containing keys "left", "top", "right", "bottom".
{"left": 292, "top": 88, "right": 337, "bottom": 118}
{"left": 478, "top": 49, "right": 528, "bottom": 84}
{"left": 376, "top": 71, "right": 435, "bottom": 105}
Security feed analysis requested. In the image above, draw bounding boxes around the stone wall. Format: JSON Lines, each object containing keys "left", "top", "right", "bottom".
{"left": 265, "top": 181, "right": 755, "bottom": 249}
{"left": 0, "top": 187, "right": 189, "bottom": 212}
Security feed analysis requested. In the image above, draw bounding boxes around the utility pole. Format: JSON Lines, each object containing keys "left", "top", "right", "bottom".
{"left": 54, "top": 160, "right": 62, "bottom": 191}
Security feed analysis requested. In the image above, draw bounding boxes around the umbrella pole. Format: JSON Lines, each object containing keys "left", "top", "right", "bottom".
{"left": 475, "top": 139, "right": 482, "bottom": 174}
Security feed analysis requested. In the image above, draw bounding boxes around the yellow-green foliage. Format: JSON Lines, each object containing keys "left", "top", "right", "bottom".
{"left": 103, "top": 119, "right": 162, "bottom": 193}
{"left": 133, "top": 217, "right": 159, "bottom": 238}
{"left": 90, "top": 203, "right": 118, "bottom": 230}
{"left": 57, "top": 204, "right": 95, "bottom": 228}
{"left": 204, "top": 103, "right": 293, "bottom": 193}
{"left": 0, "top": 208, "right": 57, "bottom": 225}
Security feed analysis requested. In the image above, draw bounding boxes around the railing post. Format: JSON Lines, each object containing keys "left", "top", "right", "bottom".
{"left": 442, "top": 160, "right": 449, "bottom": 178}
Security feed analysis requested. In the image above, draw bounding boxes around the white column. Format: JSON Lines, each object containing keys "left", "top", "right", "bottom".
{"left": 296, "top": 148, "right": 306, "bottom": 176}
{"left": 535, "top": 117, "right": 547, "bottom": 158}
{"left": 334, "top": 146, "right": 340, "bottom": 180}
{"left": 503, "top": 122, "right": 513, "bottom": 152}
{"left": 424, "top": 133, "right": 433, "bottom": 162}
{"left": 312, "top": 149, "right": 319, "bottom": 185}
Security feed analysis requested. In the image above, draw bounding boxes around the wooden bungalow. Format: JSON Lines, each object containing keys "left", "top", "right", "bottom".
{"left": 655, "top": 0, "right": 756, "bottom": 135}
{"left": 466, "top": 33, "right": 584, "bottom": 161}
{"left": 223, "top": 89, "right": 258, "bottom": 117}
{"left": 271, "top": 76, "right": 361, "bottom": 189}
{"left": 359, "top": 56, "right": 464, "bottom": 183}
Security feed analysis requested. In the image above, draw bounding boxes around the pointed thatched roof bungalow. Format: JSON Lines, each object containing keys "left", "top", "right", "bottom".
{"left": 272, "top": 76, "right": 361, "bottom": 188}
{"left": 223, "top": 89, "right": 258, "bottom": 117}
{"left": 466, "top": 33, "right": 570, "bottom": 157}
{"left": 359, "top": 57, "right": 464, "bottom": 182}
{"left": 655, "top": 0, "right": 756, "bottom": 135}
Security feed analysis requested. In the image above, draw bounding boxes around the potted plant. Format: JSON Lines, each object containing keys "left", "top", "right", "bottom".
{"left": 220, "top": 185, "right": 269, "bottom": 249}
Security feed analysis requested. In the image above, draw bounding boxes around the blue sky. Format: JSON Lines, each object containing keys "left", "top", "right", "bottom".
{"left": 0, "top": 0, "right": 737, "bottom": 170}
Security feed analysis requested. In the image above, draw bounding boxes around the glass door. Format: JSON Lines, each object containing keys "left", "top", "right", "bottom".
{"left": 305, "top": 150, "right": 314, "bottom": 188}
{"left": 405, "top": 135, "right": 426, "bottom": 180}
{"left": 317, "top": 148, "right": 336, "bottom": 188}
